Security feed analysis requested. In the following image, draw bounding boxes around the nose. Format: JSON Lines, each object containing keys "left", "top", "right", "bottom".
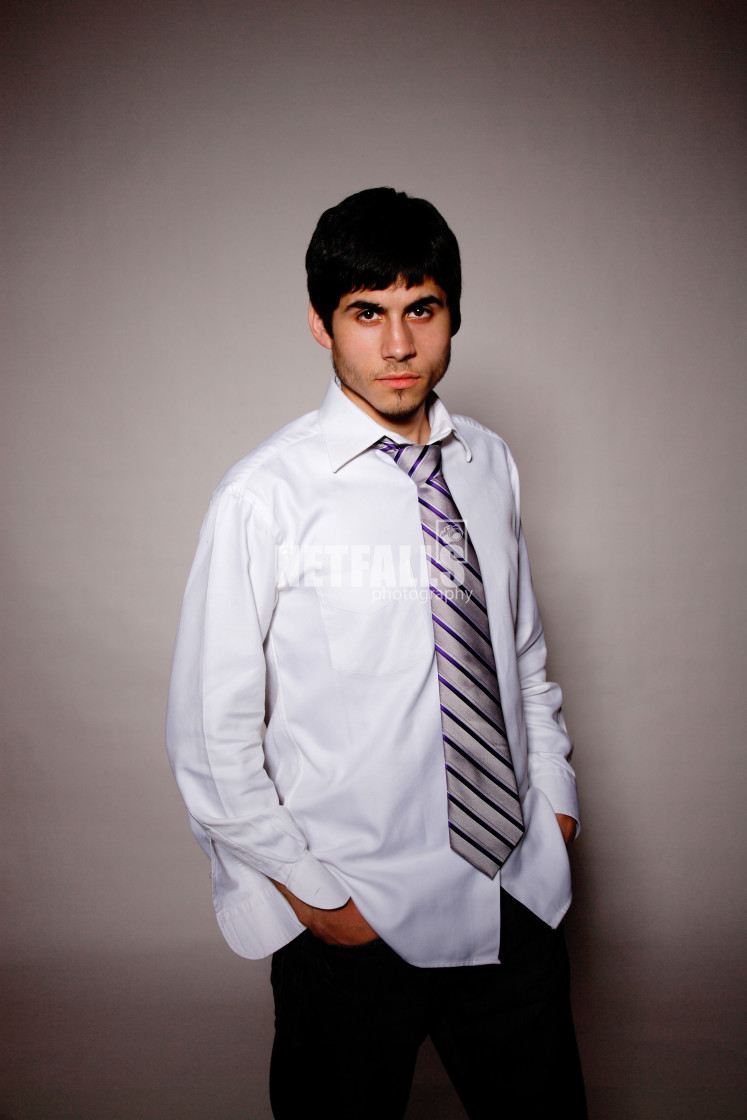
{"left": 381, "top": 317, "right": 416, "bottom": 362}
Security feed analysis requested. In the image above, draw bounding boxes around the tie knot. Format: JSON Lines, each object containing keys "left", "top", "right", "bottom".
{"left": 374, "top": 439, "right": 442, "bottom": 486}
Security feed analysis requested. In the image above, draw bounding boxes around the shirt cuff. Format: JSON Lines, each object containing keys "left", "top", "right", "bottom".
{"left": 283, "top": 850, "right": 351, "bottom": 909}
{"left": 528, "top": 765, "right": 580, "bottom": 836}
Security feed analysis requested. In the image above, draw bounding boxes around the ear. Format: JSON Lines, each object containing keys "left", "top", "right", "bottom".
{"left": 308, "top": 302, "right": 333, "bottom": 350}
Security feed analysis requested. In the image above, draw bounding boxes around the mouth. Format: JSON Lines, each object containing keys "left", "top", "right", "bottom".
{"left": 377, "top": 374, "right": 420, "bottom": 389}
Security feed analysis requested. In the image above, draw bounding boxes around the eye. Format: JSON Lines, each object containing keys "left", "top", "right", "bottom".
{"left": 356, "top": 308, "right": 381, "bottom": 322}
{"left": 408, "top": 305, "right": 433, "bottom": 319}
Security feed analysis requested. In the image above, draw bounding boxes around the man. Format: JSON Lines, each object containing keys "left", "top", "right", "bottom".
{"left": 166, "top": 187, "right": 587, "bottom": 1119}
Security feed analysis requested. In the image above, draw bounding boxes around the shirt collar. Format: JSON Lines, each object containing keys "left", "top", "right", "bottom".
{"left": 318, "top": 376, "right": 472, "bottom": 473}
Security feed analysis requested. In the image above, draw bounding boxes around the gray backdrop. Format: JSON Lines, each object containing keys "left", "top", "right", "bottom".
{"left": 2, "top": 1, "right": 745, "bottom": 1117}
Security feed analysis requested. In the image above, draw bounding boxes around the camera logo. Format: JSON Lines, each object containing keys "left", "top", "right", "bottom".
{"left": 437, "top": 519, "right": 468, "bottom": 560}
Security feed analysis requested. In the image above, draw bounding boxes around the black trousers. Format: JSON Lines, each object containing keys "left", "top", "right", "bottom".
{"left": 269, "top": 890, "right": 587, "bottom": 1119}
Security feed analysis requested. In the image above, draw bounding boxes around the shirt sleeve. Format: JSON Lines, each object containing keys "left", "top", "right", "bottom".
{"left": 507, "top": 451, "right": 581, "bottom": 834}
{"left": 166, "top": 483, "right": 350, "bottom": 909}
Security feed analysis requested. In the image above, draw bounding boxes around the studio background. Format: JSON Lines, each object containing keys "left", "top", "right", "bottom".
{"left": 2, "top": 2, "right": 745, "bottom": 1117}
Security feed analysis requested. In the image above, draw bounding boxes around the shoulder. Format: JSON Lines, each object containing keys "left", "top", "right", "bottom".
{"left": 217, "top": 409, "right": 322, "bottom": 497}
{"left": 452, "top": 414, "right": 516, "bottom": 471}
{"left": 198, "top": 409, "right": 324, "bottom": 537}
{"left": 449, "top": 413, "right": 521, "bottom": 517}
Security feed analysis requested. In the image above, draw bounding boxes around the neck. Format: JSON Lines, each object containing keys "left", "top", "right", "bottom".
{"left": 384, "top": 406, "right": 432, "bottom": 444}
{"left": 339, "top": 382, "right": 433, "bottom": 444}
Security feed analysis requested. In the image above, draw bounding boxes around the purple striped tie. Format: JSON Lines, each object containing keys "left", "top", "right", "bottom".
{"left": 376, "top": 438, "right": 524, "bottom": 877}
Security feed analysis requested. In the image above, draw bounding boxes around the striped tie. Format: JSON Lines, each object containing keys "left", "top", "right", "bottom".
{"left": 375, "top": 438, "right": 525, "bottom": 877}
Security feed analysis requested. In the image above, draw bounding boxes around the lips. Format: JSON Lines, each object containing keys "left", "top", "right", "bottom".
{"left": 378, "top": 375, "right": 420, "bottom": 389}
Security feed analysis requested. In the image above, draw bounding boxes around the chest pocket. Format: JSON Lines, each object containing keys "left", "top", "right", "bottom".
{"left": 316, "top": 585, "right": 432, "bottom": 676}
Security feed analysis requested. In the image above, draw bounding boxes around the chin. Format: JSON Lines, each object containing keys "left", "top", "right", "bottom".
{"left": 378, "top": 405, "right": 422, "bottom": 424}
{"left": 375, "top": 389, "right": 428, "bottom": 422}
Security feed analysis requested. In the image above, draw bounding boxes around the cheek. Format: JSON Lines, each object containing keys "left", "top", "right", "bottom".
{"left": 345, "top": 338, "right": 378, "bottom": 369}
{"left": 424, "top": 335, "right": 451, "bottom": 366}
{"left": 334, "top": 343, "right": 370, "bottom": 379}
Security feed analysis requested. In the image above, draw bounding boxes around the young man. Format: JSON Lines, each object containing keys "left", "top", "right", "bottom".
{"left": 167, "top": 187, "right": 587, "bottom": 1119}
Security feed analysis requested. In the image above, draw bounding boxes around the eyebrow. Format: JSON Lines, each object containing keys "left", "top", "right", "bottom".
{"left": 343, "top": 294, "right": 445, "bottom": 315}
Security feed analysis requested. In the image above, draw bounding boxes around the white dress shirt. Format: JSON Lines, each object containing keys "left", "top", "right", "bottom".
{"left": 166, "top": 377, "right": 579, "bottom": 966}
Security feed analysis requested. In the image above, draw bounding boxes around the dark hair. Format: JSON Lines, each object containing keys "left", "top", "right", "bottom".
{"left": 306, "top": 187, "right": 461, "bottom": 337}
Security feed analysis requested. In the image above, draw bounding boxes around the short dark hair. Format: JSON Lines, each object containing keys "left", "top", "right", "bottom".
{"left": 306, "top": 187, "right": 462, "bottom": 337}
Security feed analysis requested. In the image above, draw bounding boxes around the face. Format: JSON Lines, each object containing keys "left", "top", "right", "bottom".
{"left": 309, "top": 277, "right": 452, "bottom": 439}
